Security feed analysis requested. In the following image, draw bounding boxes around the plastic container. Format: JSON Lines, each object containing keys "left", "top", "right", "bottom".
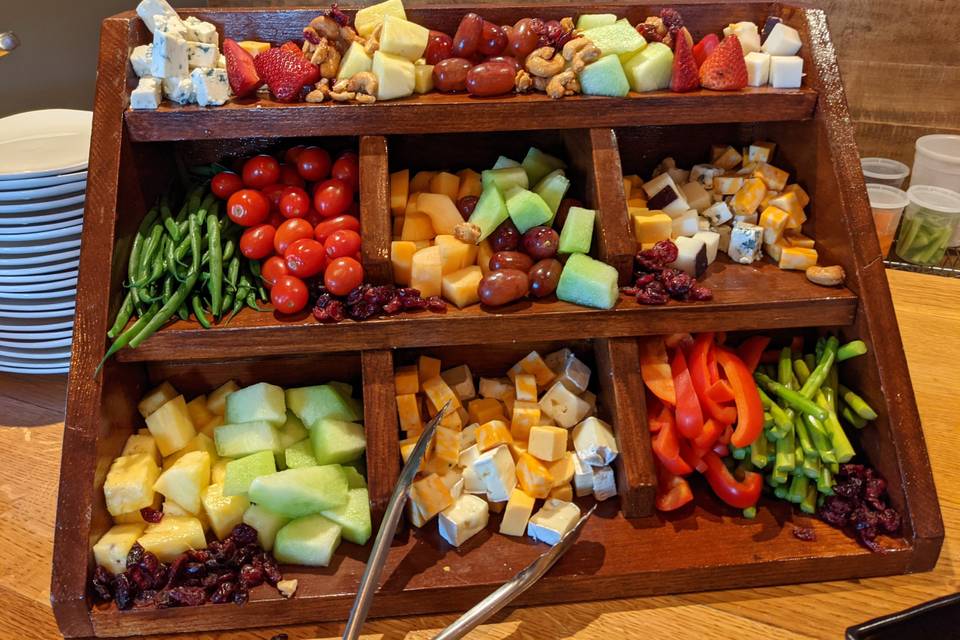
{"left": 861, "top": 157, "right": 911, "bottom": 188}
{"left": 866, "top": 184, "right": 909, "bottom": 256}
{"left": 895, "top": 185, "right": 960, "bottom": 266}
{"left": 911, "top": 135, "right": 960, "bottom": 246}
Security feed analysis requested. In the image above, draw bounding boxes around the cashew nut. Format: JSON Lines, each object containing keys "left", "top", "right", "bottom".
{"left": 306, "top": 79, "right": 330, "bottom": 103}
{"left": 347, "top": 71, "right": 378, "bottom": 103}
{"left": 532, "top": 75, "right": 550, "bottom": 92}
{"left": 309, "top": 39, "right": 341, "bottom": 79}
{"left": 364, "top": 23, "right": 382, "bottom": 56}
{"left": 525, "top": 47, "right": 565, "bottom": 78}
{"left": 546, "top": 70, "right": 580, "bottom": 99}
{"left": 570, "top": 43, "right": 600, "bottom": 73}
{"left": 562, "top": 38, "right": 591, "bottom": 62}
{"left": 329, "top": 78, "right": 355, "bottom": 101}
{"left": 308, "top": 15, "right": 342, "bottom": 41}
{"left": 514, "top": 69, "right": 533, "bottom": 93}
{"left": 454, "top": 222, "right": 482, "bottom": 245}
{"left": 806, "top": 265, "right": 846, "bottom": 287}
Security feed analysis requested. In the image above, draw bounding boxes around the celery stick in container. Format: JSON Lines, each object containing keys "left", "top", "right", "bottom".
{"left": 894, "top": 185, "right": 960, "bottom": 266}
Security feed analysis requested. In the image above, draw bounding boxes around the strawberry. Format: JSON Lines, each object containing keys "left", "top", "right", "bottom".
{"left": 223, "top": 38, "right": 262, "bottom": 98}
{"left": 670, "top": 27, "right": 699, "bottom": 93}
{"left": 698, "top": 35, "right": 748, "bottom": 91}
{"left": 693, "top": 33, "right": 720, "bottom": 67}
{"left": 254, "top": 46, "right": 318, "bottom": 102}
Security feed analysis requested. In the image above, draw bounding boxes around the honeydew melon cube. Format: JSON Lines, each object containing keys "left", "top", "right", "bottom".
{"left": 214, "top": 420, "right": 280, "bottom": 458}
{"left": 320, "top": 487, "right": 372, "bottom": 544}
{"left": 225, "top": 382, "right": 286, "bottom": 427}
{"left": 623, "top": 43, "right": 674, "bottom": 92}
{"left": 414, "top": 63, "right": 434, "bottom": 93}
{"left": 104, "top": 453, "right": 161, "bottom": 517}
{"left": 372, "top": 51, "right": 416, "bottom": 100}
{"left": 492, "top": 156, "right": 521, "bottom": 169}
{"left": 153, "top": 450, "right": 211, "bottom": 514}
{"left": 355, "top": 0, "right": 406, "bottom": 38}
{"left": 311, "top": 419, "right": 366, "bottom": 465}
{"left": 521, "top": 147, "right": 566, "bottom": 186}
{"left": 201, "top": 482, "right": 250, "bottom": 540}
{"left": 467, "top": 185, "right": 509, "bottom": 240}
{"left": 576, "top": 14, "right": 617, "bottom": 31}
{"left": 379, "top": 15, "right": 429, "bottom": 61}
{"left": 286, "top": 384, "right": 359, "bottom": 428}
{"left": 558, "top": 206, "right": 596, "bottom": 254}
{"left": 343, "top": 465, "right": 367, "bottom": 489}
{"left": 556, "top": 253, "right": 619, "bottom": 310}
{"left": 94, "top": 523, "right": 146, "bottom": 575}
{"left": 274, "top": 514, "right": 342, "bottom": 566}
{"left": 337, "top": 40, "right": 373, "bottom": 82}
{"left": 506, "top": 188, "right": 553, "bottom": 233}
{"left": 145, "top": 395, "right": 197, "bottom": 457}
{"left": 442, "top": 265, "right": 484, "bottom": 308}
{"left": 249, "top": 465, "right": 348, "bottom": 518}
{"left": 578, "top": 54, "right": 630, "bottom": 97}
{"left": 223, "top": 450, "right": 277, "bottom": 497}
{"left": 242, "top": 503, "right": 290, "bottom": 551}
{"left": 482, "top": 166, "right": 528, "bottom": 193}
{"left": 581, "top": 21, "right": 648, "bottom": 57}
{"left": 137, "top": 516, "right": 206, "bottom": 562}
{"left": 533, "top": 169, "right": 570, "bottom": 218}
{"left": 277, "top": 411, "right": 309, "bottom": 450}
{"left": 285, "top": 439, "right": 319, "bottom": 469}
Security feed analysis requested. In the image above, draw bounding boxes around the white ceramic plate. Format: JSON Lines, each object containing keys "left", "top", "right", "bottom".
{"left": 0, "top": 286, "right": 75, "bottom": 299}
{"left": 0, "top": 236, "right": 80, "bottom": 256}
{"left": 0, "top": 295, "right": 75, "bottom": 312}
{"left": 0, "top": 110, "right": 92, "bottom": 179}
{"left": 0, "top": 266, "right": 78, "bottom": 283}
{"left": 0, "top": 335, "right": 73, "bottom": 349}
{"left": 0, "top": 344, "right": 72, "bottom": 359}
{"left": 0, "top": 193, "right": 84, "bottom": 214}
{"left": 0, "top": 170, "right": 87, "bottom": 191}
{"left": 0, "top": 180, "right": 85, "bottom": 202}
{"left": 0, "top": 222, "right": 82, "bottom": 243}
{"left": 0, "top": 364, "right": 69, "bottom": 374}
{"left": 0, "top": 315, "right": 73, "bottom": 331}
{"left": 0, "top": 326, "right": 72, "bottom": 340}
{"left": 0, "top": 217, "right": 83, "bottom": 236}
{"left": 0, "top": 274, "right": 77, "bottom": 292}
{"left": 0, "top": 206, "right": 84, "bottom": 226}
{"left": 0, "top": 248, "right": 80, "bottom": 267}
{"left": 0, "top": 306, "right": 75, "bottom": 320}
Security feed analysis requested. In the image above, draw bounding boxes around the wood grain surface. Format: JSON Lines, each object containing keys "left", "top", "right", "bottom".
{"left": 3, "top": 269, "right": 955, "bottom": 639}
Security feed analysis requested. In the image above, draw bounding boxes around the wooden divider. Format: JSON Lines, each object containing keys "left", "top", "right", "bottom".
{"left": 359, "top": 136, "right": 392, "bottom": 286}
{"left": 360, "top": 349, "right": 400, "bottom": 527}
{"left": 589, "top": 129, "right": 634, "bottom": 284}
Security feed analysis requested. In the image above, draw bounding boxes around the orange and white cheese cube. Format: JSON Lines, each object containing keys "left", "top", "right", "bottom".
{"left": 395, "top": 394, "right": 422, "bottom": 433}
{"left": 476, "top": 419, "right": 513, "bottom": 452}
{"left": 440, "top": 364, "right": 476, "bottom": 402}
{"left": 394, "top": 365, "right": 419, "bottom": 395}
{"left": 767, "top": 192, "right": 806, "bottom": 229}
{"left": 759, "top": 206, "right": 791, "bottom": 244}
{"left": 478, "top": 377, "right": 514, "bottom": 401}
{"left": 778, "top": 247, "right": 818, "bottom": 271}
{"left": 516, "top": 453, "right": 554, "bottom": 499}
{"left": 499, "top": 488, "right": 536, "bottom": 536}
{"left": 422, "top": 375, "right": 462, "bottom": 412}
{"left": 510, "top": 401, "right": 541, "bottom": 441}
{"left": 514, "top": 374, "right": 538, "bottom": 402}
{"left": 508, "top": 352, "right": 556, "bottom": 388}
{"left": 467, "top": 397, "right": 505, "bottom": 425}
{"left": 433, "top": 426, "right": 461, "bottom": 465}
{"left": 731, "top": 178, "right": 768, "bottom": 217}
{"left": 753, "top": 163, "right": 790, "bottom": 191}
{"left": 409, "top": 473, "right": 454, "bottom": 525}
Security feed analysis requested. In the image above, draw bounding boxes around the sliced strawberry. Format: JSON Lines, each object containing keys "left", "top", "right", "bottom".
{"left": 670, "top": 27, "right": 699, "bottom": 93}
{"left": 280, "top": 41, "right": 321, "bottom": 85}
{"left": 699, "top": 34, "right": 748, "bottom": 91}
{"left": 693, "top": 33, "right": 720, "bottom": 67}
{"left": 223, "top": 38, "right": 263, "bottom": 98}
{"left": 254, "top": 46, "right": 318, "bottom": 102}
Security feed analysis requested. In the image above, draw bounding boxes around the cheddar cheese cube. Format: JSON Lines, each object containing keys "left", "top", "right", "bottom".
{"left": 730, "top": 178, "right": 768, "bottom": 217}
{"left": 391, "top": 241, "right": 418, "bottom": 286}
{"left": 759, "top": 206, "right": 791, "bottom": 244}
{"left": 516, "top": 453, "right": 554, "bottom": 499}
{"left": 434, "top": 426, "right": 461, "bottom": 464}
{"left": 468, "top": 398, "right": 505, "bottom": 425}
{"left": 409, "top": 473, "right": 454, "bottom": 524}
{"left": 511, "top": 352, "right": 556, "bottom": 388}
{"left": 510, "top": 401, "right": 541, "bottom": 441}
{"left": 633, "top": 213, "right": 672, "bottom": 245}
{"left": 422, "top": 375, "right": 462, "bottom": 413}
{"left": 438, "top": 408, "right": 463, "bottom": 431}
{"left": 395, "top": 394, "right": 423, "bottom": 433}
{"left": 514, "top": 374, "right": 538, "bottom": 402}
{"left": 778, "top": 247, "right": 818, "bottom": 271}
{"left": 548, "top": 483, "right": 574, "bottom": 501}
{"left": 627, "top": 197, "right": 648, "bottom": 209}
{"left": 782, "top": 183, "right": 810, "bottom": 208}
{"left": 754, "top": 163, "right": 790, "bottom": 192}
{"left": 417, "top": 356, "right": 441, "bottom": 388}
{"left": 528, "top": 426, "right": 568, "bottom": 462}
{"left": 394, "top": 365, "right": 419, "bottom": 395}
{"left": 476, "top": 419, "right": 513, "bottom": 452}
{"left": 499, "top": 488, "right": 536, "bottom": 536}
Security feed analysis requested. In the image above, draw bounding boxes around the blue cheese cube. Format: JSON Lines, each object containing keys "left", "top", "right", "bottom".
{"left": 137, "top": 0, "right": 181, "bottom": 34}
{"left": 191, "top": 68, "right": 230, "bottom": 106}
{"left": 727, "top": 222, "right": 764, "bottom": 264}
{"left": 162, "top": 76, "right": 194, "bottom": 104}
{"left": 187, "top": 41, "right": 219, "bottom": 69}
{"left": 130, "top": 77, "right": 162, "bottom": 110}
{"left": 152, "top": 23, "right": 189, "bottom": 79}
{"left": 130, "top": 44, "right": 154, "bottom": 78}
{"left": 184, "top": 16, "right": 219, "bottom": 45}
{"left": 153, "top": 14, "right": 189, "bottom": 40}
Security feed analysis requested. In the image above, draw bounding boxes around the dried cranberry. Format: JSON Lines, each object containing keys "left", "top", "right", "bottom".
{"left": 240, "top": 564, "right": 264, "bottom": 589}
{"left": 230, "top": 524, "right": 258, "bottom": 547}
{"left": 168, "top": 586, "right": 207, "bottom": 607}
{"left": 139, "top": 506, "right": 163, "bottom": 523}
{"left": 382, "top": 297, "right": 403, "bottom": 314}
{"left": 209, "top": 581, "right": 236, "bottom": 604}
{"left": 662, "top": 270, "right": 694, "bottom": 299}
{"left": 660, "top": 8, "right": 684, "bottom": 33}
{"left": 688, "top": 285, "right": 713, "bottom": 301}
{"left": 426, "top": 296, "right": 447, "bottom": 313}
{"left": 187, "top": 549, "right": 210, "bottom": 563}
{"left": 621, "top": 286, "right": 640, "bottom": 296}
{"left": 879, "top": 508, "right": 901, "bottom": 533}
{"left": 635, "top": 253, "right": 665, "bottom": 274}
{"left": 401, "top": 294, "right": 428, "bottom": 311}
{"left": 153, "top": 589, "right": 175, "bottom": 609}
{"left": 792, "top": 526, "right": 816, "bottom": 541}
{"left": 233, "top": 587, "right": 250, "bottom": 605}
{"left": 126, "top": 543, "right": 145, "bottom": 570}
{"left": 114, "top": 573, "right": 136, "bottom": 611}
{"left": 91, "top": 565, "right": 114, "bottom": 602}
{"left": 636, "top": 22, "right": 663, "bottom": 43}
{"left": 262, "top": 558, "right": 283, "bottom": 586}
{"left": 637, "top": 280, "right": 669, "bottom": 305}
{"left": 314, "top": 299, "right": 345, "bottom": 322}
{"left": 327, "top": 3, "right": 349, "bottom": 26}
{"left": 651, "top": 240, "right": 679, "bottom": 264}
{"left": 346, "top": 284, "right": 370, "bottom": 306}
{"left": 348, "top": 300, "right": 379, "bottom": 320}
{"left": 134, "top": 589, "right": 158, "bottom": 608}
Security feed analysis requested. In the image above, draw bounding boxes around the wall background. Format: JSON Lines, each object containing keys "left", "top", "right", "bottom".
{"left": 1, "top": 0, "right": 956, "bottom": 165}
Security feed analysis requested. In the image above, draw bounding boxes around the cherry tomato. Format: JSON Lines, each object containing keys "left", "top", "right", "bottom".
{"left": 324, "top": 256, "right": 364, "bottom": 296}
{"left": 313, "top": 178, "right": 353, "bottom": 219}
{"left": 242, "top": 154, "right": 281, "bottom": 189}
{"left": 271, "top": 275, "right": 309, "bottom": 314}
{"left": 314, "top": 215, "right": 361, "bottom": 243}
{"left": 239, "top": 224, "right": 276, "bottom": 260}
{"left": 262, "top": 183, "right": 287, "bottom": 211}
{"left": 284, "top": 238, "right": 328, "bottom": 278}
{"left": 260, "top": 255, "right": 289, "bottom": 288}
{"left": 284, "top": 145, "right": 306, "bottom": 165}
{"left": 227, "top": 189, "right": 270, "bottom": 227}
{"left": 331, "top": 151, "right": 360, "bottom": 192}
{"left": 304, "top": 207, "right": 324, "bottom": 227}
{"left": 324, "top": 229, "right": 362, "bottom": 259}
{"left": 267, "top": 211, "right": 285, "bottom": 228}
{"left": 278, "top": 164, "right": 306, "bottom": 188}
{"left": 278, "top": 186, "right": 311, "bottom": 219}
{"left": 211, "top": 172, "right": 244, "bottom": 200}
{"left": 296, "top": 147, "right": 332, "bottom": 182}
{"left": 274, "top": 218, "right": 314, "bottom": 255}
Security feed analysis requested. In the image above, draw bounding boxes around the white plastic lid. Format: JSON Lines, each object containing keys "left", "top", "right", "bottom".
{"left": 861, "top": 157, "right": 910, "bottom": 180}
{"left": 915, "top": 135, "right": 960, "bottom": 164}
{"left": 866, "top": 184, "right": 909, "bottom": 210}
{"left": 907, "top": 185, "right": 960, "bottom": 214}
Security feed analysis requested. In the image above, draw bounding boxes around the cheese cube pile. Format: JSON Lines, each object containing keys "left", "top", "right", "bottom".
{"left": 129, "top": 0, "right": 229, "bottom": 109}
{"left": 397, "top": 349, "right": 619, "bottom": 548}
{"left": 724, "top": 20, "right": 804, "bottom": 89}
{"left": 625, "top": 141, "right": 819, "bottom": 273}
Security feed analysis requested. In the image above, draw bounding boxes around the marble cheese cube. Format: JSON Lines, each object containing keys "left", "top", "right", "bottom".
{"left": 527, "top": 499, "right": 581, "bottom": 546}
{"left": 770, "top": 56, "right": 804, "bottom": 89}
{"left": 184, "top": 16, "right": 219, "bottom": 45}
{"left": 727, "top": 222, "right": 764, "bottom": 264}
{"left": 779, "top": 246, "right": 818, "bottom": 271}
{"left": 187, "top": 41, "right": 219, "bottom": 69}
{"left": 162, "top": 75, "right": 194, "bottom": 104}
{"left": 731, "top": 178, "right": 768, "bottom": 217}
{"left": 152, "top": 23, "right": 189, "bottom": 79}
{"left": 759, "top": 206, "right": 791, "bottom": 244}
{"left": 130, "top": 77, "right": 162, "bottom": 109}
{"left": 137, "top": 0, "right": 181, "bottom": 34}
{"left": 747, "top": 142, "right": 777, "bottom": 165}
{"left": 744, "top": 51, "right": 771, "bottom": 87}
{"left": 703, "top": 201, "right": 733, "bottom": 226}
{"left": 130, "top": 44, "right": 154, "bottom": 78}
{"left": 191, "top": 67, "right": 230, "bottom": 106}
{"left": 762, "top": 23, "right": 802, "bottom": 56}
{"left": 693, "top": 230, "right": 721, "bottom": 264}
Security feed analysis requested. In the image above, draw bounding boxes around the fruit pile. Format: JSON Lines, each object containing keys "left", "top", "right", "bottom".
{"left": 395, "top": 349, "right": 617, "bottom": 547}
{"left": 390, "top": 146, "right": 619, "bottom": 311}
{"left": 92, "top": 375, "right": 371, "bottom": 608}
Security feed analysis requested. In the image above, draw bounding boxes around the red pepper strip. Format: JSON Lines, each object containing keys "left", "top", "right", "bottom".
{"left": 706, "top": 343, "right": 720, "bottom": 384}
{"left": 639, "top": 337, "right": 676, "bottom": 406}
{"left": 736, "top": 335, "right": 771, "bottom": 374}
{"left": 715, "top": 347, "right": 765, "bottom": 448}
{"left": 651, "top": 407, "right": 693, "bottom": 476}
{"left": 665, "top": 332, "right": 694, "bottom": 351}
{"left": 705, "top": 380, "right": 735, "bottom": 404}
{"left": 702, "top": 451, "right": 763, "bottom": 509}
{"left": 655, "top": 462, "right": 694, "bottom": 512}
{"left": 693, "top": 417, "right": 723, "bottom": 454}
{"left": 717, "top": 424, "right": 733, "bottom": 445}
{"left": 759, "top": 349, "right": 780, "bottom": 364}
{"left": 689, "top": 333, "right": 737, "bottom": 425}
{"left": 648, "top": 401, "right": 671, "bottom": 434}
{"left": 671, "top": 347, "right": 704, "bottom": 439}
{"left": 680, "top": 439, "right": 707, "bottom": 474}
{"left": 716, "top": 331, "right": 727, "bottom": 345}
{"left": 712, "top": 443, "right": 730, "bottom": 457}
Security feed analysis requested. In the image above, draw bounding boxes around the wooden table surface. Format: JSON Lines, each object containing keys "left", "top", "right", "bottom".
{"left": 3, "top": 268, "right": 956, "bottom": 640}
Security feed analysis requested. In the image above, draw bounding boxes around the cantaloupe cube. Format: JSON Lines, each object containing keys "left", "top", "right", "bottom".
{"left": 401, "top": 212, "right": 435, "bottom": 241}
{"left": 441, "top": 265, "right": 482, "bottom": 308}
{"left": 516, "top": 453, "right": 554, "bottom": 499}
{"left": 390, "top": 169, "right": 409, "bottom": 215}
{"left": 138, "top": 382, "right": 178, "bottom": 418}
{"left": 418, "top": 356, "right": 441, "bottom": 387}
{"left": 514, "top": 374, "right": 538, "bottom": 402}
{"left": 410, "top": 245, "right": 442, "bottom": 298}
{"left": 405, "top": 192, "right": 421, "bottom": 216}
{"left": 510, "top": 401, "right": 541, "bottom": 441}
{"left": 137, "top": 516, "right": 207, "bottom": 562}
{"left": 394, "top": 365, "right": 419, "bottom": 395}
{"left": 104, "top": 453, "right": 161, "bottom": 517}
{"left": 476, "top": 419, "right": 513, "bottom": 451}
{"left": 422, "top": 375, "right": 462, "bottom": 411}
{"left": 477, "top": 240, "right": 494, "bottom": 276}
{"left": 207, "top": 380, "right": 238, "bottom": 416}
{"left": 435, "top": 235, "right": 476, "bottom": 273}
{"left": 391, "top": 240, "right": 418, "bottom": 285}
{"left": 410, "top": 170, "right": 436, "bottom": 193}
{"left": 200, "top": 415, "right": 223, "bottom": 439}
{"left": 201, "top": 482, "right": 250, "bottom": 540}
{"left": 416, "top": 193, "right": 463, "bottom": 235}
{"left": 468, "top": 398, "right": 505, "bottom": 425}
{"left": 457, "top": 169, "right": 482, "bottom": 200}
{"left": 94, "top": 523, "right": 146, "bottom": 574}
{"left": 434, "top": 426, "right": 461, "bottom": 464}
{"left": 186, "top": 395, "right": 213, "bottom": 428}
{"left": 121, "top": 433, "right": 160, "bottom": 465}
{"left": 429, "top": 172, "right": 460, "bottom": 202}
{"left": 392, "top": 216, "right": 404, "bottom": 238}
{"left": 395, "top": 394, "right": 423, "bottom": 433}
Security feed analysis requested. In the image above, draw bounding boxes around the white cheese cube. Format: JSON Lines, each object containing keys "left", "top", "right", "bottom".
{"left": 438, "top": 494, "right": 488, "bottom": 547}
{"left": 734, "top": 212, "right": 759, "bottom": 225}
{"left": 441, "top": 365, "right": 476, "bottom": 402}
{"left": 723, "top": 21, "right": 761, "bottom": 54}
{"left": 762, "top": 23, "right": 802, "bottom": 56}
{"left": 727, "top": 222, "right": 764, "bottom": 264}
{"left": 130, "top": 44, "right": 154, "bottom": 78}
{"left": 662, "top": 193, "right": 691, "bottom": 216}
{"left": 191, "top": 67, "right": 230, "bottom": 106}
{"left": 459, "top": 423, "right": 478, "bottom": 451}
{"left": 527, "top": 499, "right": 580, "bottom": 546}
{"left": 137, "top": 0, "right": 181, "bottom": 34}
{"left": 666, "top": 167, "right": 691, "bottom": 187}
{"left": 539, "top": 382, "right": 591, "bottom": 429}
{"left": 187, "top": 41, "right": 219, "bottom": 70}
{"left": 591, "top": 465, "right": 618, "bottom": 502}
{"left": 544, "top": 349, "right": 591, "bottom": 395}
{"left": 691, "top": 164, "right": 723, "bottom": 190}
{"left": 572, "top": 454, "right": 594, "bottom": 497}
{"left": 693, "top": 230, "right": 721, "bottom": 264}
{"left": 458, "top": 444, "right": 485, "bottom": 494}
{"left": 162, "top": 76, "right": 194, "bottom": 104}
{"left": 130, "top": 77, "right": 162, "bottom": 110}
{"left": 152, "top": 24, "right": 189, "bottom": 79}
{"left": 671, "top": 210, "right": 700, "bottom": 238}
{"left": 681, "top": 181, "right": 712, "bottom": 212}
{"left": 744, "top": 51, "right": 771, "bottom": 87}
{"left": 470, "top": 444, "right": 515, "bottom": 502}
{"left": 769, "top": 56, "right": 804, "bottom": 89}
{"left": 642, "top": 172, "right": 679, "bottom": 199}
{"left": 217, "top": 53, "right": 226, "bottom": 69}
{"left": 703, "top": 201, "right": 734, "bottom": 226}
{"left": 572, "top": 417, "right": 619, "bottom": 467}
{"left": 714, "top": 225, "right": 733, "bottom": 253}
{"left": 184, "top": 16, "right": 219, "bottom": 45}
{"left": 440, "top": 470, "right": 465, "bottom": 499}
{"left": 698, "top": 216, "right": 711, "bottom": 232}
{"left": 669, "top": 235, "right": 708, "bottom": 277}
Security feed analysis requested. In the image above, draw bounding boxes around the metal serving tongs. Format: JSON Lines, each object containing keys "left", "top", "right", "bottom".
{"left": 342, "top": 401, "right": 596, "bottom": 640}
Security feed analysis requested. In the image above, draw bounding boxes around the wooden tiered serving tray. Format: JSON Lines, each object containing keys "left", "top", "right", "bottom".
{"left": 52, "top": 2, "right": 943, "bottom": 637}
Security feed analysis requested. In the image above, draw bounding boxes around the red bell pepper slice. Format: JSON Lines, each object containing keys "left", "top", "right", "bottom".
{"left": 705, "top": 380, "right": 735, "bottom": 404}
{"left": 712, "top": 442, "right": 730, "bottom": 457}
{"left": 706, "top": 341, "right": 720, "bottom": 383}
{"left": 717, "top": 423, "right": 733, "bottom": 445}
{"left": 702, "top": 451, "right": 762, "bottom": 509}
{"left": 759, "top": 349, "right": 781, "bottom": 364}
{"left": 671, "top": 347, "right": 704, "bottom": 439}
{"left": 735, "top": 335, "right": 771, "bottom": 374}
{"left": 689, "top": 333, "right": 737, "bottom": 425}
{"left": 651, "top": 406, "right": 693, "bottom": 476}
{"left": 655, "top": 463, "right": 694, "bottom": 512}
{"left": 639, "top": 337, "right": 676, "bottom": 406}
{"left": 647, "top": 399, "right": 671, "bottom": 434}
{"left": 692, "top": 417, "right": 723, "bottom": 454}
{"left": 715, "top": 347, "right": 765, "bottom": 448}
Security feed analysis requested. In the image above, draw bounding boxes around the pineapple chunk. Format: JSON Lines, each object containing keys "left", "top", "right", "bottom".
{"left": 104, "top": 454, "right": 161, "bottom": 517}
{"left": 153, "top": 451, "right": 211, "bottom": 515}
{"left": 211, "top": 458, "right": 231, "bottom": 485}
{"left": 93, "top": 524, "right": 145, "bottom": 574}
{"left": 390, "top": 169, "right": 409, "bottom": 215}
{"left": 391, "top": 240, "right": 418, "bottom": 285}
{"left": 186, "top": 395, "right": 213, "bottom": 428}
{"left": 138, "top": 382, "right": 178, "bottom": 418}
{"left": 121, "top": 433, "right": 160, "bottom": 465}
{"left": 242, "top": 503, "right": 290, "bottom": 551}
{"left": 137, "top": 516, "right": 207, "bottom": 562}
{"left": 162, "top": 432, "right": 218, "bottom": 470}
{"left": 145, "top": 395, "right": 197, "bottom": 456}
{"left": 200, "top": 415, "right": 223, "bottom": 439}
{"left": 114, "top": 493, "right": 161, "bottom": 524}
{"left": 163, "top": 498, "right": 211, "bottom": 532}
{"left": 201, "top": 483, "right": 250, "bottom": 540}
{"left": 429, "top": 172, "right": 460, "bottom": 202}
{"left": 457, "top": 169, "right": 482, "bottom": 200}
{"left": 207, "top": 380, "right": 239, "bottom": 416}
{"left": 355, "top": 0, "right": 406, "bottom": 37}
{"left": 414, "top": 63, "right": 434, "bottom": 93}
{"left": 441, "top": 265, "right": 483, "bottom": 308}
{"left": 394, "top": 365, "right": 419, "bottom": 395}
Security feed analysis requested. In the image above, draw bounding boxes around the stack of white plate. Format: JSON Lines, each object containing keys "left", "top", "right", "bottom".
{"left": 0, "top": 109, "right": 92, "bottom": 374}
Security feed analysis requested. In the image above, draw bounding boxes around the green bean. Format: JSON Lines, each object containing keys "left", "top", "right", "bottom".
{"left": 802, "top": 453, "right": 820, "bottom": 480}
{"left": 775, "top": 421, "right": 795, "bottom": 472}
{"left": 803, "top": 413, "right": 837, "bottom": 464}
{"left": 838, "top": 384, "right": 878, "bottom": 420}
{"left": 788, "top": 473, "right": 808, "bottom": 504}
{"left": 225, "top": 287, "right": 247, "bottom": 325}
{"left": 800, "top": 335, "right": 839, "bottom": 399}
{"left": 163, "top": 274, "right": 173, "bottom": 302}
{"left": 816, "top": 392, "right": 855, "bottom": 462}
{"left": 246, "top": 291, "right": 264, "bottom": 311}
{"left": 166, "top": 231, "right": 184, "bottom": 280}
{"left": 128, "top": 273, "right": 199, "bottom": 350}
{"left": 794, "top": 413, "right": 817, "bottom": 459}
{"left": 96, "top": 302, "right": 160, "bottom": 374}
{"left": 222, "top": 235, "right": 237, "bottom": 264}
{"left": 817, "top": 466, "right": 834, "bottom": 494}
{"left": 192, "top": 294, "right": 211, "bottom": 329}
{"left": 755, "top": 373, "right": 829, "bottom": 420}
{"left": 841, "top": 404, "right": 868, "bottom": 429}
{"left": 106, "top": 291, "right": 135, "bottom": 339}
{"left": 180, "top": 185, "right": 204, "bottom": 223}
{"left": 837, "top": 340, "right": 868, "bottom": 361}
{"left": 160, "top": 195, "right": 180, "bottom": 243}
{"left": 793, "top": 359, "right": 811, "bottom": 385}
{"left": 804, "top": 353, "right": 815, "bottom": 372}
{"left": 757, "top": 388, "right": 793, "bottom": 440}
{"left": 227, "top": 256, "right": 240, "bottom": 290}
{"left": 131, "top": 223, "right": 165, "bottom": 288}
{"left": 800, "top": 482, "right": 818, "bottom": 514}
{"left": 750, "top": 431, "right": 770, "bottom": 469}
{"left": 778, "top": 347, "right": 794, "bottom": 389}
{"left": 206, "top": 213, "right": 223, "bottom": 317}
{"left": 773, "top": 484, "right": 788, "bottom": 499}
{"left": 127, "top": 206, "right": 159, "bottom": 304}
